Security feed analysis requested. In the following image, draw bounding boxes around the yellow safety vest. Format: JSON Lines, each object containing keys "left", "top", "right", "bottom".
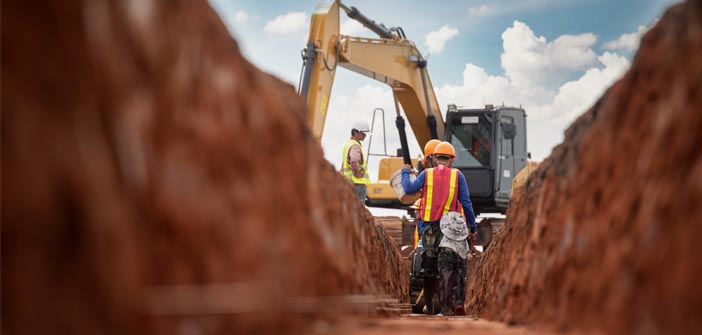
{"left": 342, "top": 139, "right": 370, "bottom": 185}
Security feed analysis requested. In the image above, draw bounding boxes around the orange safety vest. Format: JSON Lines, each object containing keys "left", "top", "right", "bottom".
{"left": 419, "top": 165, "right": 464, "bottom": 222}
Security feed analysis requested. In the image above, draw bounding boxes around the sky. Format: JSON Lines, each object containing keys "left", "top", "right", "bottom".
{"left": 208, "top": 0, "right": 678, "bottom": 215}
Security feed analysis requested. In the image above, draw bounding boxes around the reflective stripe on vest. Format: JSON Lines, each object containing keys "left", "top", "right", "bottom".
{"left": 342, "top": 139, "right": 370, "bottom": 185}
{"left": 420, "top": 165, "right": 461, "bottom": 222}
{"left": 413, "top": 225, "right": 419, "bottom": 248}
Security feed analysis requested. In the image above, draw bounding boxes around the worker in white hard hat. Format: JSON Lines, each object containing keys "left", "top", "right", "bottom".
{"left": 341, "top": 120, "right": 371, "bottom": 201}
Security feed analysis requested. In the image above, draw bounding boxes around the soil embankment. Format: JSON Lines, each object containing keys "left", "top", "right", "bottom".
{"left": 1, "top": 1, "right": 407, "bottom": 334}
{"left": 466, "top": 1, "right": 702, "bottom": 333}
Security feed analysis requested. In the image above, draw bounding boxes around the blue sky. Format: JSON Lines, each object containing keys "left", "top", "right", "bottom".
{"left": 208, "top": 0, "right": 677, "bottom": 188}
{"left": 210, "top": 1, "right": 671, "bottom": 80}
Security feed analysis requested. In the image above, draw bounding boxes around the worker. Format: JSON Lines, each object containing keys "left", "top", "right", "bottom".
{"left": 410, "top": 140, "right": 440, "bottom": 246}
{"left": 421, "top": 139, "right": 441, "bottom": 170}
{"left": 341, "top": 121, "right": 371, "bottom": 201}
{"left": 471, "top": 138, "right": 491, "bottom": 166}
{"left": 401, "top": 141, "right": 477, "bottom": 316}
{"left": 412, "top": 139, "right": 441, "bottom": 242}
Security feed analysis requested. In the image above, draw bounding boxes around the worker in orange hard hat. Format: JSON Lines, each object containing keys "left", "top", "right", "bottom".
{"left": 409, "top": 140, "right": 440, "bottom": 246}
{"left": 411, "top": 139, "right": 440, "bottom": 246}
{"left": 400, "top": 141, "right": 477, "bottom": 316}
{"left": 422, "top": 139, "right": 441, "bottom": 169}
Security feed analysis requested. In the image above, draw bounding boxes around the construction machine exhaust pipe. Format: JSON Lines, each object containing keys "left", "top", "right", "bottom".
{"left": 395, "top": 114, "right": 412, "bottom": 165}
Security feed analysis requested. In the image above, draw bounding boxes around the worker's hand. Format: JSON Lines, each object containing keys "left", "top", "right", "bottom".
{"left": 469, "top": 232, "right": 477, "bottom": 242}
{"left": 402, "top": 164, "right": 413, "bottom": 171}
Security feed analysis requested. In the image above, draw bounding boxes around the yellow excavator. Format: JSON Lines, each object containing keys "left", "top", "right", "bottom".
{"left": 299, "top": 0, "right": 540, "bottom": 314}
{"left": 299, "top": 0, "right": 537, "bottom": 218}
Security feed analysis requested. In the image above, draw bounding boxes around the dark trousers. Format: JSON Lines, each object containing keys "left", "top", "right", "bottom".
{"left": 438, "top": 247, "right": 466, "bottom": 316}
{"left": 420, "top": 224, "right": 442, "bottom": 313}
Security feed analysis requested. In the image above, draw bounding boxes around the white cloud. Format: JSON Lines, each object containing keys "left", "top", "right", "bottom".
{"left": 603, "top": 25, "right": 649, "bottom": 51}
{"left": 501, "top": 21, "right": 598, "bottom": 88}
{"left": 264, "top": 11, "right": 308, "bottom": 36}
{"left": 231, "top": 10, "right": 248, "bottom": 26}
{"left": 435, "top": 22, "right": 631, "bottom": 160}
{"left": 424, "top": 25, "right": 459, "bottom": 55}
{"left": 543, "top": 52, "right": 630, "bottom": 122}
{"left": 469, "top": 4, "right": 494, "bottom": 17}
{"left": 322, "top": 21, "right": 631, "bottom": 165}
{"left": 436, "top": 63, "right": 551, "bottom": 112}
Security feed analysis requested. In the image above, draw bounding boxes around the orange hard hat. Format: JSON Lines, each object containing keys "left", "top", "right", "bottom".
{"left": 422, "top": 139, "right": 441, "bottom": 163}
{"left": 434, "top": 142, "right": 456, "bottom": 157}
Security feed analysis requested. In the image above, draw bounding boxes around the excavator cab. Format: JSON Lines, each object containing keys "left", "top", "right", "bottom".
{"left": 444, "top": 104, "right": 528, "bottom": 215}
{"left": 360, "top": 104, "right": 529, "bottom": 215}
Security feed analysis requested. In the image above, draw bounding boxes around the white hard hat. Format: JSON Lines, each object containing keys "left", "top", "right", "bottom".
{"left": 352, "top": 120, "right": 370, "bottom": 133}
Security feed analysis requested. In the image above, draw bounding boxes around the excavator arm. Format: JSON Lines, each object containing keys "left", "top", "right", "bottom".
{"left": 300, "top": 0, "right": 444, "bottom": 149}
{"left": 300, "top": 1, "right": 537, "bottom": 212}
{"left": 299, "top": 1, "right": 340, "bottom": 142}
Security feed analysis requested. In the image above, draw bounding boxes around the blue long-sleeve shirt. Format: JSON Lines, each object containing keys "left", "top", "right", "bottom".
{"left": 402, "top": 167, "right": 477, "bottom": 233}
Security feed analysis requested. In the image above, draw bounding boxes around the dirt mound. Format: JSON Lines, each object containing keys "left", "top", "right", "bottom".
{"left": 466, "top": 1, "right": 702, "bottom": 333}
{"left": 1, "top": 0, "right": 407, "bottom": 334}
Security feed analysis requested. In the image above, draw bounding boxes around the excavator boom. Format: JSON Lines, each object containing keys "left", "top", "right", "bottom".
{"left": 300, "top": 0, "right": 443, "bottom": 148}
{"left": 300, "top": 1, "right": 340, "bottom": 141}
{"left": 337, "top": 36, "right": 445, "bottom": 146}
{"left": 300, "top": 1, "right": 536, "bottom": 213}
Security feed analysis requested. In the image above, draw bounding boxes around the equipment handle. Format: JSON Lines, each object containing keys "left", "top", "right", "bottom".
{"left": 396, "top": 116, "right": 412, "bottom": 165}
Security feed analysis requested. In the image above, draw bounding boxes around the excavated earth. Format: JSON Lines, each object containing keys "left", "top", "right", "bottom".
{"left": 466, "top": 1, "right": 702, "bottom": 334}
{"left": 1, "top": 0, "right": 407, "bottom": 334}
{"left": 3, "top": 0, "right": 701, "bottom": 334}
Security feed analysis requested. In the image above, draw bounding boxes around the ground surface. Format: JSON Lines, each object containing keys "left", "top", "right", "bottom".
{"left": 310, "top": 314, "right": 594, "bottom": 335}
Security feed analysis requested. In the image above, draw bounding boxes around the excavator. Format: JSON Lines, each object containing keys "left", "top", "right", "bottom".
{"left": 299, "top": 0, "right": 536, "bottom": 313}
{"left": 299, "top": 0, "right": 533, "bottom": 216}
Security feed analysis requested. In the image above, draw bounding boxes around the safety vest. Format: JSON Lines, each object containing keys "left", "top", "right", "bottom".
{"left": 420, "top": 164, "right": 464, "bottom": 222}
{"left": 342, "top": 139, "right": 370, "bottom": 185}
